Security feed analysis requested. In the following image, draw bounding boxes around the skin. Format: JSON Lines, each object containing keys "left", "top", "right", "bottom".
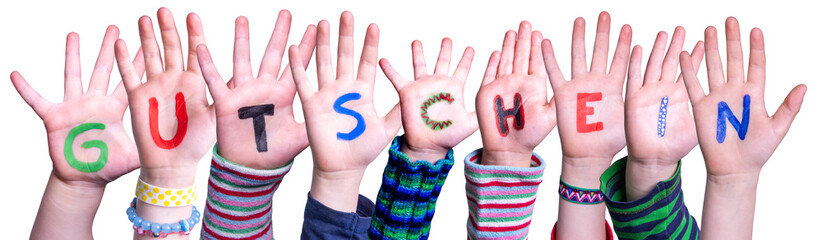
{"left": 11, "top": 26, "right": 144, "bottom": 239}
{"left": 196, "top": 10, "right": 317, "bottom": 170}
{"left": 541, "top": 12, "right": 631, "bottom": 239}
{"left": 380, "top": 38, "right": 478, "bottom": 162}
{"left": 624, "top": 27, "right": 705, "bottom": 201}
{"left": 114, "top": 8, "right": 215, "bottom": 240}
{"left": 679, "top": 17, "right": 806, "bottom": 239}
{"left": 288, "top": 11, "right": 402, "bottom": 212}
{"left": 476, "top": 21, "right": 556, "bottom": 168}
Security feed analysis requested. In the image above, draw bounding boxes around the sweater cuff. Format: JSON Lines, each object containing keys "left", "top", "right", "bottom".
{"left": 302, "top": 192, "right": 374, "bottom": 240}
{"left": 369, "top": 135, "right": 455, "bottom": 240}
{"left": 202, "top": 144, "right": 292, "bottom": 240}
{"left": 599, "top": 157, "right": 700, "bottom": 239}
{"left": 464, "top": 148, "right": 545, "bottom": 240}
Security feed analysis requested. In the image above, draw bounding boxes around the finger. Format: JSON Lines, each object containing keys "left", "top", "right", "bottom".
{"left": 197, "top": 44, "right": 228, "bottom": 102}
{"left": 411, "top": 40, "right": 427, "bottom": 79}
{"left": 157, "top": 8, "right": 184, "bottom": 71}
{"left": 772, "top": 84, "right": 807, "bottom": 138}
{"left": 705, "top": 26, "right": 726, "bottom": 92}
{"left": 138, "top": 16, "right": 164, "bottom": 77}
{"left": 337, "top": 11, "right": 355, "bottom": 81}
{"left": 725, "top": 17, "right": 745, "bottom": 84}
{"left": 513, "top": 21, "right": 532, "bottom": 74}
{"left": 498, "top": 30, "right": 516, "bottom": 77}
{"left": 644, "top": 31, "right": 669, "bottom": 86}
{"left": 541, "top": 39, "right": 566, "bottom": 90}
{"left": 609, "top": 25, "right": 633, "bottom": 80}
{"left": 280, "top": 24, "right": 317, "bottom": 92}
{"left": 747, "top": 28, "right": 766, "bottom": 88}
{"left": 233, "top": 16, "right": 253, "bottom": 84}
{"left": 88, "top": 25, "right": 119, "bottom": 95}
{"left": 571, "top": 17, "right": 587, "bottom": 78}
{"left": 111, "top": 80, "right": 128, "bottom": 103}
{"left": 316, "top": 20, "right": 333, "bottom": 88}
{"left": 186, "top": 13, "right": 206, "bottom": 74}
{"left": 10, "top": 71, "right": 52, "bottom": 117}
{"left": 357, "top": 23, "right": 380, "bottom": 85}
{"left": 132, "top": 47, "right": 146, "bottom": 81}
{"left": 482, "top": 51, "right": 501, "bottom": 85}
{"left": 289, "top": 45, "right": 314, "bottom": 101}
{"left": 626, "top": 46, "right": 643, "bottom": 98}
{"left": 453, "top": 47, "right": 475, "bottom": 81}
{"left": 590, "top": 12, "right": 611, "bottom": 73}
{"left": 115, "top": 39, "right": 142, "bottom": 92}
{"left": 676, "top": 41, "right": 705, "bottom": 84}
{"left": 433, "top": 37, "right": 453, "bottom": 76}
{"left": 679, "top": 51, "right": 705, "bottom": 103}
{"left": 380, "top": 58, "right": 410, "bottom": 92}
{"left": 660, "top": 26, "right": 686, "bottom": 82}
{"left": 64, "top": 32, "right": 83, "bottom": 99}
{"left": 529, "top": 31, "right": 546, "bottom": 76}
{"left": 258, "top": 10, "right": 292, "bottom": 79}
{"left": 382, "top": 103, "right": 403, "bottom": 140}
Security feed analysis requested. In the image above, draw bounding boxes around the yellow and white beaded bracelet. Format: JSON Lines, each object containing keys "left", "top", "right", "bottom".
{"left": 135, "top": 179, "right": 197, "bottom": 207}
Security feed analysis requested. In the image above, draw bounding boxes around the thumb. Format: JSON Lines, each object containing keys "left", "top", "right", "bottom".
{"left": 772, "top": 84, "right": 807, "bottom": 138}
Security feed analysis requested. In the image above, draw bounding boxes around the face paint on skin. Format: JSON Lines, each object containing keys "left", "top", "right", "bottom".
{"left": 238, "top": 104, "right": 275, "bottom": 152}
{"left": 334, "top": 93, "right": 366, "bottom": 141}
{"left": 420, "top": 92, "right": 455, "bottom": 130}
{"left": 149, "top": 92, "right": 188, "bottom": 149}
{"left": 494, "top": 93, "right": 525, "bottom": 137}
{"left": 658, "top": 96, "right": 669, "bottom": 137}
{"left": 576, "top": 92, "right": 604, "bottom": 133}
{"left": 64, "top": 123, "right": 108, "bottom": 173}
{"left": 716, "top": 94, "right": 750, "bottom": 143}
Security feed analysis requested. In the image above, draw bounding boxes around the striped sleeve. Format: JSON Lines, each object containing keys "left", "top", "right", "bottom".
{"left": 600, "top": 157, "right": 700, "bottom": 240}
{"left": 464, "top": 148, "right": 545, "bottom": 240}
{"left": 201, "top": 145, "right": 292, "bottom": 240}
{"left": 369, "top": 136, "right": 455, "bottom": 240}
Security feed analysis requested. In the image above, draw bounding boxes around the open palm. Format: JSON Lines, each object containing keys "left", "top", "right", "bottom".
{"left": 11, "top": 26, "right": 143, "bottom": 186}
{"left": 542, "top": 12, "right": 631, "bottom": 161}
{"left": 680, "top": 18, "right": 806, "bottom": 177}
{"left": 289, "top": 12, "right": 401, "bottom": 173}
{"left": 476, "top": 22, "right": 555, "bottom": 166}
{"left": 196, "top": 10, "right": 316, "bottom": 169}
{"left": 625, "top": 27, "right": 703, "bottom": 165}
{"left": 115, "top": 8, "right": 215, "bottom": 183}
{"left": 380, "top": 38, "right": 477, "bottom": 159}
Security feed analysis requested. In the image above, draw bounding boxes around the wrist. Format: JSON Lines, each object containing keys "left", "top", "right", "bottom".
{"left": 400, "top": 140, "right": 449, "bottom": 164}
{"left": 625, "top": 156, "right": 679, "bottom": 201}
{"left": 139, "top": 167, "right": 197, "bottom": 188}
{"left": 561, "top": 156, "right": 612, "bottom": 189}
{"left": 310, "top": 169, "right": 365, "bottom": 212}
{"left": 481, "top": 149, "right": 533, "bottom": 168}
{"left": 706, "top": 171, "right": 760, "bottom": 195}
{"left": 46, "top": 172, "right": 106, "bottom": 209}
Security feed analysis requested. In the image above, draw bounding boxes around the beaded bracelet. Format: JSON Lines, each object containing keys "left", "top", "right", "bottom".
{"left": 558, "top": 179, "right": 604, "bottom": 204}
{"left": 126, "top": 197, "right": 201, "bottom": 238}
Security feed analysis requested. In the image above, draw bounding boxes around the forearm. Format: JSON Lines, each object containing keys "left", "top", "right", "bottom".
{"left": 701, "top": 173, "right": 759, "bottom": 239}
{"left": 625, "top": 156, "right": 678, "bottom": 201}
{"left": 31, "top": 173, "right": 105, "bottom": 240}
{"left": 134, "top": 165, "right": 198, "bottom": 240}
{"left": 310, "top": 169, "right": 365, "bottom": 213}
{"left": 369, "top": 136, "right": 454, "bottom": 239}
{"left": 556, "top": 156, "right": 610, "bottom": 240}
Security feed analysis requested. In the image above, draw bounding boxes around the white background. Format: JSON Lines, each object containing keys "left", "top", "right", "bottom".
{"left": 1, "top": 0, "right": 819, "bottom": 239}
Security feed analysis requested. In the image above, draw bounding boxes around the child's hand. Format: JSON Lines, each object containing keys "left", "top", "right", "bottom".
{"left": 623, "top": 27, "right": 703, "bottom": 200}
{"left": 476, "top": 21, "right": 555, "bottom": 167}
{"left": 288, "top": 11, "right": 401, "bottom": 211}
{"left": 680, "top": 17, "right": 806, "bottom": 178}
{"left": 195, "top": 10, "right": 316, "bottom": 169}
{"left": 11, "top": 26, "right": 143, "bottom": 186}
{"left": 380, "top": 38, "right": 477, "bottom": 162}
{"left": 115, "top": 8, "right": 215, "bottom": 188}
{"left": 542, "top": 12, "right": 631, "bottom": 169}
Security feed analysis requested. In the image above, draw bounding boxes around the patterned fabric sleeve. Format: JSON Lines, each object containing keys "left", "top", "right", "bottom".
{"left": 369, "top": 136, "right": 455, "bottom": 240}
{"left": 201, "top": 145, "right": 292, "bottom": 240}
{"left": 464, "top": 148, "right": 546, "bottom": 240}
{"left": 600, "top": 157, "right": 700, "bottom": 240}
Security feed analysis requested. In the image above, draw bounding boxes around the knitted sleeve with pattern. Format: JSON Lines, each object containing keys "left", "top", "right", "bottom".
{"left": 600, "top": 157, "right": 700, "bottom": 240}
{"left": 201, "top": 145, "right": 292, "bottom": 240}
{"left": 368, "top": 136, "right": 455, "bottom": 240}
{"left": 464, "top": 148, "right": 546, "bottom": 240}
